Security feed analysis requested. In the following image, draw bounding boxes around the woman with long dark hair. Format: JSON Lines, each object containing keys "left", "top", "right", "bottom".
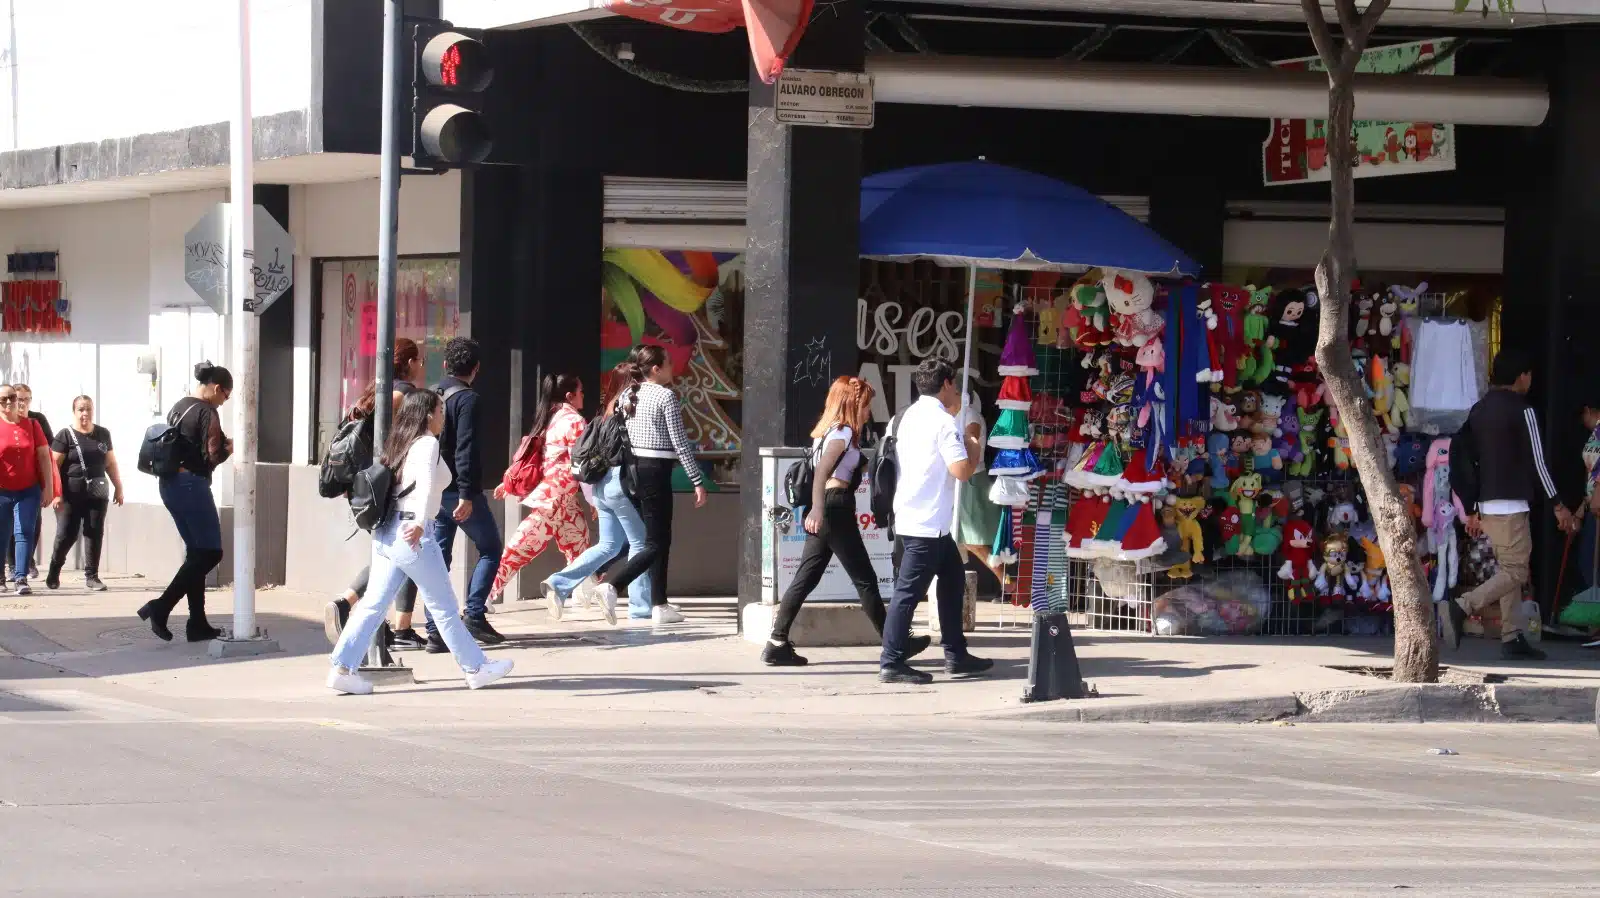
{"left": 325, "top": 338, "right": 428, "bottom": 649}
{"left": 537, "top": 363, "right": 652, "bottom": 623}
{"left": 46, "top": 395, "right": 124, "bottom": 591}
{"left": 596, "top": 344, "right": 706, "bottom": 624}
{"left": 137, "top": 362, "right": 232, "bottom": 641}
{"left": 326, "top": 389, "right": 513, "bottom": 694}
{"left": 0, "top": 383, "right": 52, "bottom": 596}
{"left": 487, "top": 372, "right": 608, "bottom": 621}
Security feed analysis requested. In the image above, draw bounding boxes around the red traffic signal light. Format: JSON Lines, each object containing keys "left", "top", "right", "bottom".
{"left": 413, "top": 27, "right": 493, "bottom": 167}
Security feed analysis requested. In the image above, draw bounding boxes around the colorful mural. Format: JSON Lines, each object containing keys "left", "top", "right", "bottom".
{"left": 601, "top": 248, "right": 745, "bottom": 488}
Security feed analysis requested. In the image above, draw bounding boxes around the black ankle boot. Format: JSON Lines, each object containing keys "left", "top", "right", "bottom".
{"left": 137, "top": 602, "right": 173, "bottom": 642}
{"left": 187, "top": 620, "right": 223, "bottom": 642}
{"left": 761, "top": 641, "right": 808, "bottom": 666}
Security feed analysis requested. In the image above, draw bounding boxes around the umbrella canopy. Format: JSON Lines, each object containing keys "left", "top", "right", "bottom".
{"left": 860, "top": 161, "right": 1198, "bottom": 276}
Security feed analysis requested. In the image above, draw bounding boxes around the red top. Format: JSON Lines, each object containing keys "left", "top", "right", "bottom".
{"left": 0, "top": 417, "right": 45, "bottom": 491}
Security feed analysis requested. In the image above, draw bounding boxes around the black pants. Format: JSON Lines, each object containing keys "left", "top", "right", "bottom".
{"left": 349, "top": 566, "right": 417, "bottom": 613}
{"left": 604, "top": 456, "right": 674, "bottom": 605}
{"left": 771, "top": 488, "right": 885, "bottom": 644}
{"left": 49, "top": 485, "right": 108, "bottom": 577}
{"left": 880, "top": 534, "right": 968, "bottom": 667}
{"left": 148, "top": 548, "right": 223, "bottom": 626}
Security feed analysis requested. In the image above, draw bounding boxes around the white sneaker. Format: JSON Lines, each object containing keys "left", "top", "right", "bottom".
{"left": 326, "top": 666, "right": 373, "bottom": 696}
{"left": 465, "top": 657, "right": 514, "bottom": 690}
{"left": 575, "top": 577, "right": 597, "bottom": 610}
{"left": 541, "top": 580, "right": 563, "bottom": 622}
{"left": 652, "top": 603, "right": 685, "bottom": 625}
{"left": 595, "top": 582, "right": 619, "bottom": 626}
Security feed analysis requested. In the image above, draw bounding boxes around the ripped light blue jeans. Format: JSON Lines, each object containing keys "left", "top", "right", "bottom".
{"left": 546, "top": 467, "right": 650, "bottom": 611}
{"left": 330, "top": 518, "right": 488, "bottom": 673}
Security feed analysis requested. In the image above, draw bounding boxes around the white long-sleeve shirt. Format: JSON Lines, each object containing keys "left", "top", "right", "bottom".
{"left": 394, "top": 434, "right": 449, "bottom": 521}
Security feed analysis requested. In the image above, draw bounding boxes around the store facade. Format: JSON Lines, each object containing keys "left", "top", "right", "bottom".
{"left": 420, "top": 10, "right": 1599, "bottom": 622}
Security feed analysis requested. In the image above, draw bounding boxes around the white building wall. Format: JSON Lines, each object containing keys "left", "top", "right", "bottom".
{"left": 0, "top": 0, "right": 314, "bottom": 152}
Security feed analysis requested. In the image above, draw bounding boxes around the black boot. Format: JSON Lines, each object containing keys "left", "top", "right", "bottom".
{"left": 44, "top": 563, "right": 61, "bottom": 590}
{"left": 1501, "top": 633, "right": 1547, "bottom": 661}
{"left": 187, "top": 619, "right": 223, "bottom": 642}
{"left": 137, "top": 602, "right": 173, "bottom": 642}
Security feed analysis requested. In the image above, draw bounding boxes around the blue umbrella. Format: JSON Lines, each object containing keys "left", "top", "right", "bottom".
{"left": 860, "top": 161, "right": 1197, "bottom": 276}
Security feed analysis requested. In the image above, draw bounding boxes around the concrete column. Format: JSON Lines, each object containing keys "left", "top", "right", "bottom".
{"left": 1500, "top": 28, "right": 1600, "bottom": 613}
{"left": 737, "top": 8, "right": 867, "bottom": 615}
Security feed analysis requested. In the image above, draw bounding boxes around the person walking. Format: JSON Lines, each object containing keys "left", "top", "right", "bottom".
{"left": 541, "top": 363, "right": 649, "bottom": 624}
{"left": 422, "top": 338, "right": 505, "bottom": 651}
{"left": 325, "top": 338, "right": 428, "bottom": 649}
{"left": 326, "top": 389, "right": 514, "bottom": 695}
{"left": 763, "top": 376, "right": 927, "bottom": 666}
{"left": 878, "top": 359, "right": 991, "bottom": 685}
{"left": 4, "top": 383, "right": 53, "bottom": 581}
{"left": 488, "top": 373, "right": 610, "bottom": 621}
{"left": 1441, "top": 348, "right": 1574, "bottom": 661}
{"left": 136, "top": 363, "right": 233, "bottom": 642}
{"left": 598, "top": 345, "right": 707, "bottom": 625}
{"left": 1572, "top": 394, "right": 1600, "bottom": 649}
{"left": 0, "top": 384, "right": 52, "bottom": 595}
{"left": 45, "top": 396, "right": 123, "bottom": 591}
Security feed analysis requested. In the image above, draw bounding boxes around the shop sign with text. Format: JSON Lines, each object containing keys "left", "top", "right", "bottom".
{"left": 1263, "top": 38, "right": 1456, "bottom": 187}
{"left": 775, "top": 69, "right": 874, "bottom": 128}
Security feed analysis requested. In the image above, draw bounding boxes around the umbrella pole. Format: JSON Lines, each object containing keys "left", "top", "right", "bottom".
{"left": 952, "top": 265, "right": 978, "bottom": 565}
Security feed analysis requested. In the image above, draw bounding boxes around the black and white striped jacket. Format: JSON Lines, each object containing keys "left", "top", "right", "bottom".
{"left": 616, "top": 382, "right": 704, "bottom": 486}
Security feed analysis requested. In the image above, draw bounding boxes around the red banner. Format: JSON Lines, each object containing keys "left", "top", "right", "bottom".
{"left": 1, "top": 280, "right": 69, "bottom": 335}
{"left": 602, "top": 0, "right": 813, "bottom": 83}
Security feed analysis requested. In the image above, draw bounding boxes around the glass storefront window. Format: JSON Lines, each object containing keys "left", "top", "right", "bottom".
{"left": 335, "top": 257, "right": 462, "bottom": 415}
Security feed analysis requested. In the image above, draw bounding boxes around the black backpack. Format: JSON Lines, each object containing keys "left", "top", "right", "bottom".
{"left": 138, "top": 403, "right": 202, "bottom": 478}
{"left": 571, "top": 411, "right": 632, "bottom": 485}
{"left": 318, "top": 416, "right": 373, "bottom": 499}
{"left": 783, "top": 443, "right": 817, "bottom": 508}
{"left": 867, "top": 413, "right": 903, "bottom": 534}
{"left": 347, "top": 459, "right": 413, "bottom": 532}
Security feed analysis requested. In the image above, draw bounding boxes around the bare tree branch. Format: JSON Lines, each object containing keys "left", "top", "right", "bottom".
{"left": 1205, "top": 28, "right": 1272, "bottom": 68}
{"left": 1333, "top": 0, "right": 1362, "bottom": 30}
{"left": 1397, "top": 36, "right": 1467, "bottom": 75}
{"left": 1300, "top": 0, "right": 1342, "bottom": 71}
{"left": 1360, "top": 0, "right": 1395, "bottom": 35}
{"left": 1060, "top": 24, "right": 1117, "bottom": 63}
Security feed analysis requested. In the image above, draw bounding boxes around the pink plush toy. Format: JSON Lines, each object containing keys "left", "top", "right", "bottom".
{"left": 1421, "top": 437, "right": 1468, "bottom": 602}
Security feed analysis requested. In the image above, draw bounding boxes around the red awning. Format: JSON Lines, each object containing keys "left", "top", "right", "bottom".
{"left": 603, "top": 0, "right": 813, "bottom": 83}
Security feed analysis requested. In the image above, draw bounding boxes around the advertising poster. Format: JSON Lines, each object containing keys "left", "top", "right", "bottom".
{"left": 768, "top": 455, "right": 894, "bottom": 604}
{"left": 1263, "top": 38, "right": 1456, "bottom": 186}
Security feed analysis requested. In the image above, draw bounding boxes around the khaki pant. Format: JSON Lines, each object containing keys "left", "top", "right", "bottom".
{"left": 1457, "top": 512, "right": 1531, "bottom": 643}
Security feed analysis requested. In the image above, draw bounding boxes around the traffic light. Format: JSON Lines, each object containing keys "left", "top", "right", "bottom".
{"left": 411, "top": 23, "right": 493, "bottom": 167}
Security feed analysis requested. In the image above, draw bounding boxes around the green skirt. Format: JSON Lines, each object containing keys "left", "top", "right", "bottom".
{"left": 957, "top": 470, "right": 1002, "bottom": 547}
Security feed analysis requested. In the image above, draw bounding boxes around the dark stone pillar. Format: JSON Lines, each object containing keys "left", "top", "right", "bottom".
{"left": 1500, "top": 27, "right": 1600, "bottom": 613}
{"left": 737, "top": 8, "right": 866, "bottom": 615}
{"left": 460, "top": 165, "right": 519, "bottom": 480}
{"left": 254, "top": 183, "right": 293, "bottom": 464}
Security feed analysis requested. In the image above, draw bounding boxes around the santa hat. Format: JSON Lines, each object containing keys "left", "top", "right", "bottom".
{"left": 988, "top": 408, "right": 1030, "bottom": 450}
{"left": 1085, "top": 497, "right": 1131, "bottom": 556}
{"left": 1063, "top": 442, "right": 1105, "bottom": 490}
{"left": 1063, "top": 491, "right": 1108, "bottom": 556}
{"left": 989, "top": 448, "right": 1044, "bottom": 479}
{"left": 990, "top": 508, "right": 1017, "bottom": 566}
{"left": 997, "top": 303, "right": 1040, "bottom": 377}
{"left": 1083, "top": 440, "right": 1125, "bottom": 488}
{"left": 1115, "top": 501, "right": 1167, "bottom": 561}
{"left": 1118, "top": 447, "right": 1169, "bottom": 495}
{"left": 996, "top": 376, "right": 1033, "bottom": 411}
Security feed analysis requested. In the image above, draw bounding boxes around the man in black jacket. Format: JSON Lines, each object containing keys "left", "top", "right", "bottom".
{"left": 422, "top": 338, "right": 505, "bottom": 650}
{"left": 1442, "top": 349, "right": 1576, "bottom": 661}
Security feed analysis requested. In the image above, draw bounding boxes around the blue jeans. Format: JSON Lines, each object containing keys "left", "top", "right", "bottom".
{"left": 159, "top": 471, "right": 222, "bottom": 551}
{"left": 0, "top": 485, "right": 41, "bottom": 584}
{"left": 331, "top": 520, "right": 488, "bottom": 673}
{"left": 1579, "top": 514, "right": 1598, "bottom": 590}
{"left": 424, "top": 489, "right": 502, "bottom": 636}
{"left": 880, "top": 533, "right": 969, "bottom": 668}
{"left": 547, "top": 468, "right": 651, "bottom": 609}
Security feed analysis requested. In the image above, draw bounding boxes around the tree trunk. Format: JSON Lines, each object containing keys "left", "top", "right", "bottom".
{"left": 1305, "top": 0, "right": 1438, "bottom": 683}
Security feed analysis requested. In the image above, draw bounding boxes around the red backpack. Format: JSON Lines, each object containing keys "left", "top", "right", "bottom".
{"left": 500, "top": 433, "right": 545, "bottom": 499}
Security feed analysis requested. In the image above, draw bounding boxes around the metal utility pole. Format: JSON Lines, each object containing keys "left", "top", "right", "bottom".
{"left": 211, "top": 0, "right": 277, "bottom": 658}
{"left": 373, "top": 0, "right": 402, "bottom": 448}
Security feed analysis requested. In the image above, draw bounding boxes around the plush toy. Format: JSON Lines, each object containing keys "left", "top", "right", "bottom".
{"left": 1278, "top": 519, "right": 1317, "bottom": 603}
{"left": 1103, "top": 269, "right": 1164, "bottom": 348}
{"left": 1204, "top": 284, "right": 1250, "bottom": 389}
{"left": 1207, "top": 431, "right": 1233, "bottom": 492}
{"left": 1240, "top": 287, "right": 1274, "bottom": 385}
{"left": 1397, "top": 482, "right": 1423, "bottom": 530}
{"left": 1289, "top": 406, "right": 1324, "bottom": 477}
{"left": 1237, "top": 389, "right": 1263, "bottom": 428}
{"left": 1314, "top": 532, "right": 1351, "bottom": 603}
{"left": 1210, "top": 395, "right": 1241, "bottom": 432}
{"left": 1230, "top": 473, "right": 1265, "bottom": 557}
{"left": 1389, "top": 362, "right": 1412, "bottom": 431}
{"left": 1215, "top": 503, "right": 1244, "bottom": 558}
{"left": 1393, "top": 432, "right": 1429, "bottom": 478}
{"left": 1228, "top": 434, "right": 1251, "bottom": 480}
{"left": 1389, "top": 281, "right": 1427, "bottom": 361}
{"left": 1067, "top": 278, "right": 1112, "bottom": 349}
{"left": 1375, "top": 292, "right": 1400, "bottom": 360}
{"left": 1343, "top": 556, "right": 1367, "bottom": 604}
{"left": 1259, "top": 393, "right": 1288, "bottom": 437}
{"left": 1422, "top": 437, "right": 1467, "bottom": 601}
{"left": 1250, "top": 498, "right": 1283, "bottom": 556}
{"left": 1325, "top": 497, "right": 1360, "bottom": 531}
{"left": 1268, "top": 289, "right": 1316, "bottom": 389}
{"left": 1327, "top": 406, "right": 1352, "bottom": 471}
{"left": 1170, "top": 495, "right": 1207, "bottom": 578}
{"left": 1351, "top": 291, "right": 1377, "bottom": 354}
{"left": 1194, "top": 291, "right": 1219, "bottom": 383}
{"left": 1249, "top": 432, "right": 1283, "bottom": 481}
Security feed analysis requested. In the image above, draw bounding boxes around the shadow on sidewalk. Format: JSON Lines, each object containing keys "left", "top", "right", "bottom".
{"left": 0, "top": 612, "right": 329, "bottom": 680}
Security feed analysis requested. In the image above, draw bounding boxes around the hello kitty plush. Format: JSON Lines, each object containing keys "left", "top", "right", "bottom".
{"left": 1103, "top": 268, "right": 1164, "bottom": 348}
{"left": 1422, "top": 437, "right": 1467, "bottom": 601}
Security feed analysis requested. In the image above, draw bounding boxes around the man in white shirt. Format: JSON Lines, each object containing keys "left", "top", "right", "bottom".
{"left": 879, "top": 359, "right": 992, "bottom": 685}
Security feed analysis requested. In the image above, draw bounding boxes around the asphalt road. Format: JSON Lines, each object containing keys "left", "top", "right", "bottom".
{"left": 3, "top": 676, "right": 1598, "bottom": 898}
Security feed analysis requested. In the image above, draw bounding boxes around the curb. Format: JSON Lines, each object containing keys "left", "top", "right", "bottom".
{"left": 989, "top": 684, "right": 1600, "bottom": 725}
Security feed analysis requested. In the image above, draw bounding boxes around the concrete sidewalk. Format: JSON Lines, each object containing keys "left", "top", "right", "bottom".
{"left": 0, "top": 572, "right": 1596, "bottom": 725}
